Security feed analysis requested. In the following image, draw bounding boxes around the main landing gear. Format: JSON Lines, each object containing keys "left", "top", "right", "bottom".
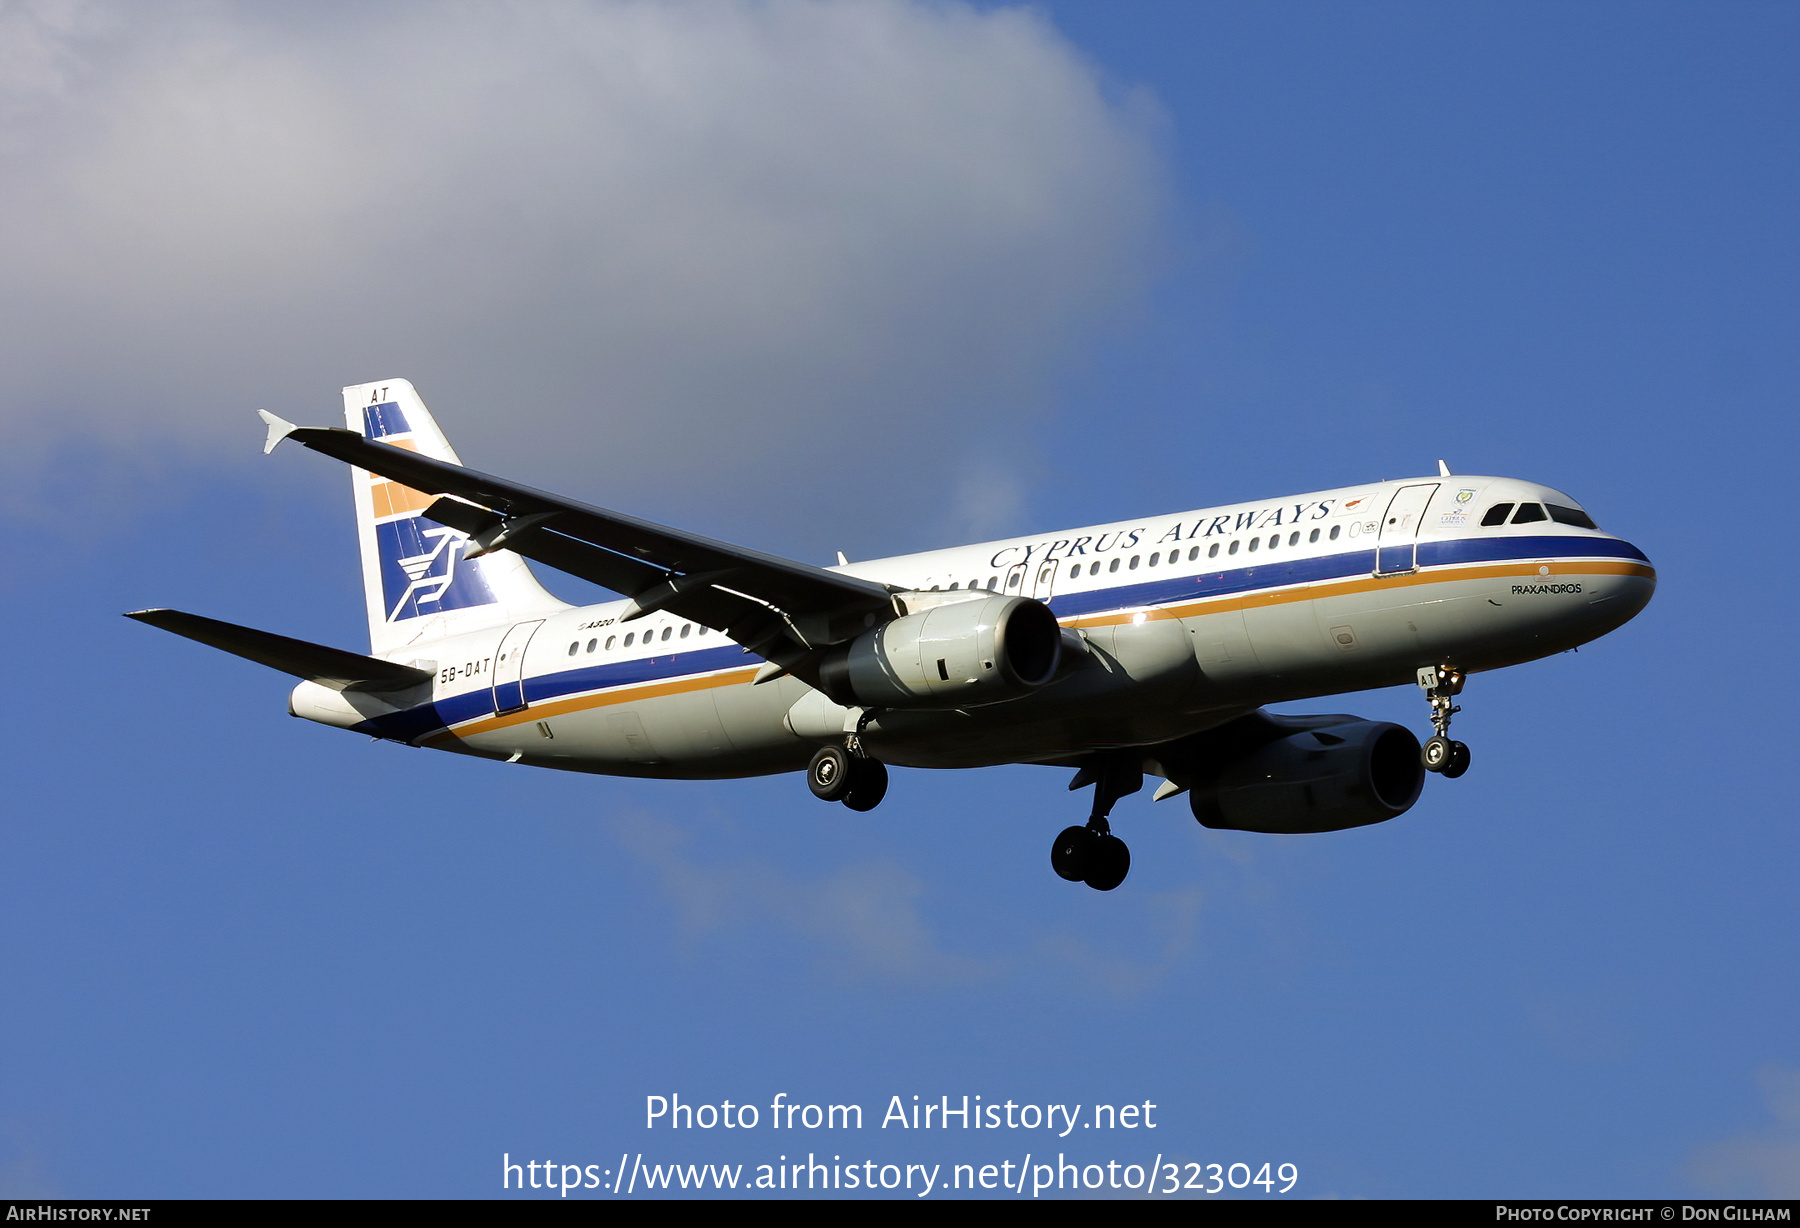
{"left": 807, "top": 742, "right": 889, "bottom": 812}
{"left": 1053, "top": 758, "right": 1139, "bottom": 891}
{"left": 1417, "top": 664, "right": 1471, "bottom": 779}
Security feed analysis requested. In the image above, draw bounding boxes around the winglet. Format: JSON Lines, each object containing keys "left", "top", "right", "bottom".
{"left": 259, "top": 410, "right": 298, "bottom": 455}
{"left": 1437, "top": 459, "right": 1452, "bottom": 477}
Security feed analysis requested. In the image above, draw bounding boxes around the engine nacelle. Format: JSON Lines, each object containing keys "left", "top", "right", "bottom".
{"left": 1189, "top": 720, "right": 1424, "bottom": 834}
{"left": 816, "top": 594, "right": 1062, "bottom": 709}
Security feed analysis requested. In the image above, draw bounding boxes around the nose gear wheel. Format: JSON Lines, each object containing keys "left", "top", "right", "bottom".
{"left": 1417, "top": 664, "right": 1472, "bottom": 777}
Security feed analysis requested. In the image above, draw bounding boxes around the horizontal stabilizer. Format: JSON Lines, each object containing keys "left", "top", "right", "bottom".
{"left": 125, "top": 609, "right": 433, "bottom": 692}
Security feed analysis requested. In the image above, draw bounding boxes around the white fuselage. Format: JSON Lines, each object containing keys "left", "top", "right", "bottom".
{"left": 290, "top": 473, "right": 1655, "bottom": 778}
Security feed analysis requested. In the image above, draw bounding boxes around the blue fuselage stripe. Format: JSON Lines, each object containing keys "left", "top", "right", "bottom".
{"left": 356, "top": 534, "right": 1650, "bottom": 740}
{"left": 1049, "top": 535, "right": 1647, "bottom": 619}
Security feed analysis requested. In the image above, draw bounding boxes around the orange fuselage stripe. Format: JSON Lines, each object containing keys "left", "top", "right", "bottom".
{"left": 1062, "top": 559, "right": 1656, "bottom": 628}
{"left": 423, "top": 557, "right": 1654, "bottom": 745}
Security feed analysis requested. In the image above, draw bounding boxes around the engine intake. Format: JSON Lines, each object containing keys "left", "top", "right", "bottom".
{"left": 1189, "top": 720, "right": 1424, "bottom": 834}
{"left": 817, "top": 594, "right": 1062, "bottom": 709}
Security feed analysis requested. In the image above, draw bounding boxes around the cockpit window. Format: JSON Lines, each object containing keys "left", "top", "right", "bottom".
{"left": 1481, "top": 503, "right": 1514, "bottom": 527}
{"left": 1546, "top": 503, "right": 1598, "bottom": 530}
{"left": 1511, "top": 503, "right": 1547, "bottom": 525}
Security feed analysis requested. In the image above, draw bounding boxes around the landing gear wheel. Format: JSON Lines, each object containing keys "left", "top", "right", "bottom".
{"left": 1417, "top": 665, "right": 1473, "bottom": 780}
{"left": 842, "top": 758, "right": 889, "bottom": 811}
{"left": 1421, "top": 735, "right": 1454, "bottom": 774}
{"left": 807, "top": 745, "right": 853, "bottom": 802}
{"left": 1083, "top": 834, "right": 1131, "bottom": 892}
{"left": 1051, "top": 826, "right": 1097, "bottom": 881}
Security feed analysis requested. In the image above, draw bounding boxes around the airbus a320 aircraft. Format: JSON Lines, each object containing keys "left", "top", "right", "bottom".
{"left": 130, "top": 380, "right": 1655, "bottom": 891}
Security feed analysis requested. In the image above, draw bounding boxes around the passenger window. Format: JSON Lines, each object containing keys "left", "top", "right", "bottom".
{"left": 1511, "top": 503, "right": 1547, "bottom": 525}
{"left": 587, "top": 638, "right": 597, "bottom": 653}
{"left": 1088, "top": 562, "right": 1100, "bottom": 576}
{"left": 1229, "top": 540, "right": 1240, "bottom": 555}
{"left": 1481, "top": 503, "right": 1514, "bottom": 527}
{"left": 1289, "top": 531, "right": 1299, "bottom": 546}
{"left": 1268, "top": 534, "right": 1279, "bottom": 549}
{"left": 1148, "top": 552, "right": 1160, "bottom": 566}
{"left": 987, "top": 577, "right": 998, "bottom": 590}
{"left": 1547, "top": 503, "right": 1598, "bottom": 529}
{"left": 605, "top": 636, "right": 616, "bottom": 650}
{"left": 1007, "top": 574, "right": 1019, "bottom": 588}
{"left": 1108, "top": 558, "right": 1120, "bottom": 573}
{"left": 680, "top": 624, "right": 691, "bottom": 638}
{"left": 1208, "top": 543, "right": 1219, "bottom": 559}
{"left": 624, "top": 632, "right": 635, "bottom": 647}
{"left": 1329, "top": 525, "right": 1341, "bottom": 541}
{"left": 567, "top": 642, "right": 578, "bottom": 656}
{"left": 1248, "top": 537, "right": 1259, "bottom": 552}
{"left": 931, "top": 584, "right": 941, "bottom": 591}
{"left": 661, "top": 626, "right": 673, "bottom": 641}
{"left": 1309, "top": 528, "right": 1319, "bottom": 543}
{"left": 948, "top": 581, "right": 959, "bottom": 590}
{"left": 1068, "top": 564, "right": 1080, "bottom": 580}
{"left": 1129, "top": 555, "right": 1140, "bottom": 570}
{"left": 698, "top": 627, "right": 709, "bottom": 637}
{"left": 1189, "top": 546, "right": 1200, "bottom": 561}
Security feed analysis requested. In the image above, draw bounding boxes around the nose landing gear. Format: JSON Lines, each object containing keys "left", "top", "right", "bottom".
{"left": 1052, "top": 757, "right": 1139, "bottom": 891}
{"left": 1417, "top": 664, "right": 1471, "bottom": 779}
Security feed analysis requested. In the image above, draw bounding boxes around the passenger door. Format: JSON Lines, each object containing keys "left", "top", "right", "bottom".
{"left": 490, "top": 620, "right": 543, "bottom": 714}
{"left": 1375, "top": 484, "right": 1438, "bottom": 575}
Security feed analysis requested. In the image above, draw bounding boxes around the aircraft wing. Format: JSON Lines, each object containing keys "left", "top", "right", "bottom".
{"left": 264, "top": 419, "right": 897, "bottom": 663}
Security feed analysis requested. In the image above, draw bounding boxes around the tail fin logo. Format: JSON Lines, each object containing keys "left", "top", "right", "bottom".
{"left": 346, "top": 381, "right": 563, "bottom": 649}
{"left": 360, "top": 399, "right": 500, "bottom": 623}
{"left": 376, "top": 518, "right": 498, "bottom": 623}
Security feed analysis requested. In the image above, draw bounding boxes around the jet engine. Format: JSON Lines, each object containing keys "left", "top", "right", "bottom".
{"left": 815, "top": 594, "right": 1062, "bottom": 709}
{"left": 1186, "top": 718, "right": 1424, "bottom": 834}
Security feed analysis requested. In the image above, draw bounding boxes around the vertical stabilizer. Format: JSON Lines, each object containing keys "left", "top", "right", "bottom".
{"left": 344, "top": 379, "right": 567, "bottom": 657}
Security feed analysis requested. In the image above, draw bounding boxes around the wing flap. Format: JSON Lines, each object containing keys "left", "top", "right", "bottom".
{"left": 279, "top": 427, "right": 893, "bottom": 621}
{"left": 422, "top": 497, "right": 798, "bottom": 652}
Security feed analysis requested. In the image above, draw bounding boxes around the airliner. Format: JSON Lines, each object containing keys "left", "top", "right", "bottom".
{"left": 130, "top": 379, "right": 1655, "bottom": 890}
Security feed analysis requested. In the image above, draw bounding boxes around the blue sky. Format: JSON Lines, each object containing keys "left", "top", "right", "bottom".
{"left": 1, "top": 0, "right": 1795, "bottom": 1199}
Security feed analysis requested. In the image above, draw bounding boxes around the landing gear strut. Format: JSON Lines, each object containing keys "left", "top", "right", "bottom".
{"left": 807, "top": 741, "right": 889, "bottom": 811}
{"left": 1417, "top": 664, "right": 1471, "bottom": 779}
{"left": 1052, "top": 758, "right": 1137, "bottom": 891}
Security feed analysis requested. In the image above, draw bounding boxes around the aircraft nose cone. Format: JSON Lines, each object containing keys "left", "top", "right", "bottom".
{"left": 1585, "top": 539, "right": 1656, "bottom": 630}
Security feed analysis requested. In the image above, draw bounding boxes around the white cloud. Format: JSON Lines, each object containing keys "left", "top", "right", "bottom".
{"left": 606, "top": 811, "right": 995, "bottom": 987}
{"left": 0, "top": 1120, "right": 57, "bottom": 1198}
{"left": 608, "top": 808, "right": 1212, "bottom": 996}
{"left": 1686, "top": 1065, "right": 1800, "bottom": 1198}
{"left": 0, "top": 0, "right": 1166, "bottom": 543}
{"left": 1036, "top": 886, "right": 1202, "bottom": 996}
